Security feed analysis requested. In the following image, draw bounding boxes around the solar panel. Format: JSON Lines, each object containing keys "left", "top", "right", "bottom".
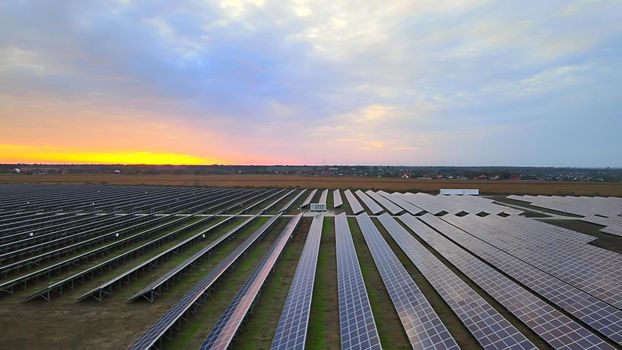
{"left": 200, "top": 214, "right": 303, "bottom": 350}
{"left": 400, "top": 214, "right": 614, "bottom": 349}
{"left": 335, "top": 213, "right": 382, "bottom": 350}
{"left": 376, "top": 191, "right": 425, "bottom": 215}
{"left": 355, "top": 190, "right": 383, "bottom": 215}
{"left": 456, "top": 215, "right": 622, "bottom": 309}
{"left": 0, "top": 215, "right": 174, "bottom": 292}
{"left": 128, "top": 214, "right": 258, "bottom": 302}
{"left": 76, "top": 215, "right": 241, "bottom": 302}
{"left": 27, "top": 215, "right": 215, "bottom": 302}
{"left": 318, "top": 189, "right": 328, "bottom": 205}
{"left": 439, "top": 215, "right": 622, "bottom": 345}
{"left": 333, "top": 189, "right": 343, "bottom": 208}
{"left": 376, "top": 214, "right": 536, "bottom": 350}
{"left": 277, "top": 189, "right": 306, "bottom": 213}
{"left": 366, "top": 191, "right": 404, "bottom": 215}
{"left": 344, "top": 190, "right": 364, "bottom": 214}
{"left": 509, "top": 195, "right": 622, "bottom": 218}
{"left": 355, "top": 213, "right": 459, "bottom": 349}
{"left": 300, "top": 189, "right": 318, "bottom": 208}
{"left": 271, "top": 213, "right": 324, "bottom": 350}
{"left": 128, "top": 214, "right": 287, "bottom": 350}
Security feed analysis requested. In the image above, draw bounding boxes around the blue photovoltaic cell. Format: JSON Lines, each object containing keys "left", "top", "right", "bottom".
{"left": 300, "top": 189, "right": 318, "bottom": 208}
{"left": 335, "top": 213, "right": 382, "bottom": 350}
{"left": 318, "top": 189, "right": 328, "bottom": 205}
{"left": 439, "top": 214, "right": 622, "bottom": 346}
{"left": 376, "top": 191, "right": 425, "bottom": 215}
{"left": 355, "top": 213, "right": 459, "bottom": 350}
{"left": 345, "top": 190, "right": 364, "bottom": 214}
{"left": 355, "top": 190, "right": 383, "bottom": 215}
{"left": 377, "top": 213, "right": 536, "bottom": 350}
{"left": 333, "top": 189, "right": 343, "bottom": 208}
{"left": 200, "top": 214, "right": 303, "bottom": 350}
{"left": 366, "top": 191, "right": 404, "bottom": 215}
{"left": 400, "top": 214, "right": 614, "bottom": 350}
{"left": 129, "top": 214, "right": 285, "bottom": 350}
{"left": 271, "top": 213, "right": 324, "bottom": 350}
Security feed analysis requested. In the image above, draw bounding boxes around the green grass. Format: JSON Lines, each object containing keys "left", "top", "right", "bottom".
{"left": 348, "top": 217, "right": 410, "bottom": 349}
{"left": 326, "top": 189, "right": 334, "bottom": 209}
{"left": 306, "top": 217, "right": 339, "bottom": 350}
{"left": 231, "top": 217, "right": 311, "bottom": 349}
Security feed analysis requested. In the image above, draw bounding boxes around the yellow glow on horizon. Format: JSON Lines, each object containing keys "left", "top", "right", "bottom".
{"left": 0, "top": 144, "right": 218, "bottom": 165}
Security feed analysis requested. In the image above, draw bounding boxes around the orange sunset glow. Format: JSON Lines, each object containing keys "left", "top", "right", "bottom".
{"left": 0, "top": 145, "right": 216, "bottom": 165}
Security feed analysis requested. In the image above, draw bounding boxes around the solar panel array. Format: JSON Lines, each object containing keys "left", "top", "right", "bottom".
{"left": 271, "top": 213, "right": 324, "bottom": 350}
{"left": 27, "top": 214, "right": 213, "bottom": 301}
{"left": 344, "top": 189, "right": 364, "bottom": 214}
{"left": 0, "top": 185, "right": 251, "bottom": 214}
{"left": 318, "top": 189, "right": 328, "bottom": 205}
{"left": 444, "top": 214, "right": 622, "bottom": 308}
{"left": 440, "top": 215, "right": 622, "bottom": 344}
{"left": 376, "top": 190, "right": 425, "bottom": 215}
{"left": 335, "top": 213, "right": 382, "bottom": 350}
{"left": 365, "top": 191, "right": 404, "bottom": 215}
{"left": 128, "top": 214, "right": 256, "bottom": 303}
{"left": 508, "top": 194, "right": 622, "bottom": 217}
{"left": 128, "top": 214, "right": 286, "bottom": 349}
{"left": 401, "top": 214, "right": 614, "bottom": 349}
{"left": 300, "top": 189, "right": 318, "bottom": 208}
{"left": 200, "top": 214, "right": 303, "bottom": 350}
{"left": 74, "top": 190, "right": 288, "bottom": 302}
{"left": 2, "top": 184, "right": 622, "bottom": 350}
{"left": 276, "top": 188, "right": 307, "bottom": 213}
{"left": 333, "top": 189, "right": 343, "bottom": 208}
{"left": 377, "top": 213, "right": 536, "bottom": 350}
{"left": 508, "top": 194, "right": 622, "bottom": 237}
{"left": 355, "top": 190, "right": 384, "bottom": 215}
{"left": 355, "top": 213, "right": 459, "bottom": 349}
{"left": 397, "top": 192, "right": 522, "bottom": 216}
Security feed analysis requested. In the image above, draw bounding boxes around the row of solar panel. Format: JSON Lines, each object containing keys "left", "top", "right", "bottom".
{"left": 0, "top": 187, "right": 253, "bottom": 235}
{"left": 3, "top": 185, "right": 620, "bottom": 349}
{"left": 124, "top": 197, "right": 619, "bottom": 349}
{"left": 0, "top": 189, "right": 301, "bottom": 297}
{"left": 0, "top": 185, "right": 247, "bottom": 214}
{"left": 125, "top": 191, "right": 306, "bottom": 349}
{"left": 0, "top": 189, "right": 271, "bottom": 273}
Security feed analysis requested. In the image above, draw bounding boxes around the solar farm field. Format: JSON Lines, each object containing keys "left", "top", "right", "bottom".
{"left": 3, "top": 174, "right": 622, "bottom": 196}
{"left": 0, "top": 184, "right": 621, "bottom": 350}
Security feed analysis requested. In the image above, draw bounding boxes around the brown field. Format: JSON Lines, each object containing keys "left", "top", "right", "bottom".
{"left": 1, "top": 174, "right": 622, "bottom": 196}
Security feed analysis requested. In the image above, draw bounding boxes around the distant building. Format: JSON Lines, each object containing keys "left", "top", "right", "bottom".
{"left": 440, "top": 189, "right": 479, "bottom": 195}
{"left": 310, "top": 203, "right": 327, "bottom": 212}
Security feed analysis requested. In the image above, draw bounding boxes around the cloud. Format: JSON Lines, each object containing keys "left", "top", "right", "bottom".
{"left": 0, "top": 0, "right": 621, "bottom": 166}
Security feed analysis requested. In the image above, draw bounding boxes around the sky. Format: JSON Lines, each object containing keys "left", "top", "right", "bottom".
{"left": 1, "top": 0, "right": 621, "bottom": 167}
